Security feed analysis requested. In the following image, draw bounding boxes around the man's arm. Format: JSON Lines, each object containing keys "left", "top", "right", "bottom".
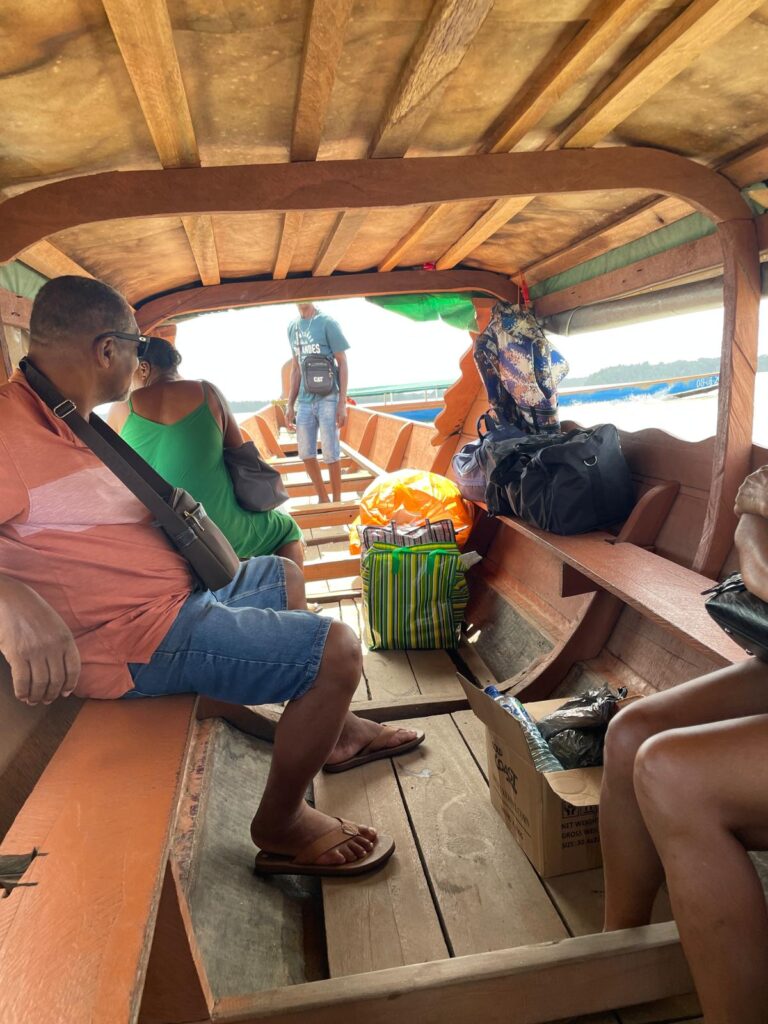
{"left": 334, "top": 350, "right": 348, "bottom": 429}
{"left": 735, "top": 514, "right": 768, "bottom": 604}
{"left": 735, "top": 466, "right": 768, "bottom": 519}
{"left": 0, "top": 575, "right": 81, "bottom": 705}
{"left": 286, "top": 357, "right": 301, "bottom": 429}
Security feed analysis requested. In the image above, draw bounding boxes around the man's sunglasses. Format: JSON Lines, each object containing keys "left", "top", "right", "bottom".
{"left": 94, "top": 331, "right": 164, "bottom": 359}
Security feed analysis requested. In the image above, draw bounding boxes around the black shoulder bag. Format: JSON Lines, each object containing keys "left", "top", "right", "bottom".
{"left": 703, "top": 572, "right": 768, "bottom": 661}
{"left": 20, "top": 358, "right": 240, "bottom": 591}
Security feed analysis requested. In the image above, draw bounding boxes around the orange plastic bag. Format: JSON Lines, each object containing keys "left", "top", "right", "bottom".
{"left": 349, "top": 469, "right": 474, "bottom": 554}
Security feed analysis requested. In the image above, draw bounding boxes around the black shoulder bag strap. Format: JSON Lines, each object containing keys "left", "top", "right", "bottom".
{"left": 19, "top": 358, "right": 239, "bottom": 589}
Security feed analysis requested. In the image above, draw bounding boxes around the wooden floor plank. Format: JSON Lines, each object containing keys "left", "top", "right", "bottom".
{"left": 395, "top": 715, "right": 568, "bottom": 955}
{"left": 451, "top": 708, "right": 489, "bottom": 777}
{"left": 355, "top": 599, "right": 422, "bottom": 701}
{"left": 182, "top": 721, "right": 325, "bottom": 1000}
{"left": 407, "top": 649, "right": 465, "bottom": 699}
{"left": 315, "top": 759, "right": 449, "bottom": 977}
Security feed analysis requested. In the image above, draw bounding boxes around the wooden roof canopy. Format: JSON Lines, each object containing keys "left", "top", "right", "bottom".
{"left": 1, "top": 0, "right": 767, "bottom": 316}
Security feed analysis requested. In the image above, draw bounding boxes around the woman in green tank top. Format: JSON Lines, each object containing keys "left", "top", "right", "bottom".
{"left": 108, "top": 338, "right": 303, "bottom": 566}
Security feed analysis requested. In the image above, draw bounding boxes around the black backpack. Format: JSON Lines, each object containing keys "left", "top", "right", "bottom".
{"left": 302, "top": 353, "right": 335, "bottom": 396}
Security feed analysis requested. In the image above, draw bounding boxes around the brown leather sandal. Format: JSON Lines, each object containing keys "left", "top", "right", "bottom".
{"left": 323, "top": 726, "right": 426, "bottom": 773}
{"left": 253, "top": 818, "right": 395, "bottom": 877}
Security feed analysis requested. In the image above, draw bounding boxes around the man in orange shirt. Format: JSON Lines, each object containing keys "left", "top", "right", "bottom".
{"left": 0, "top": 276, "right": 422, "bottom": 877}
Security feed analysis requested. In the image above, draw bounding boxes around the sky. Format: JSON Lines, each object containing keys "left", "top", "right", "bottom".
{"left": 174, "top": 296, "right": 768, "bottom": 406}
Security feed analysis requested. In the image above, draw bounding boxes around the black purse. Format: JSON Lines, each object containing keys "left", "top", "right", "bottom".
{"left": 223, "top": 442, "right": 289, "bottom": 511}
{"left": 703, "top": 572, "right": 768, "bottom": 661}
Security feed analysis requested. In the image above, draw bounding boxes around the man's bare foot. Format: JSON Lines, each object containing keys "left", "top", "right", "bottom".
{"left": 251, "top": 802, "right": 377, "bottom": 865}
{"left": 325, "top": 717, "right": 419, "bottom": 767}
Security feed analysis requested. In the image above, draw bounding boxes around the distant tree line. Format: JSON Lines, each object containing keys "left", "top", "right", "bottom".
{"left": 565, "top": 355, "right": 768, "bottom": 388}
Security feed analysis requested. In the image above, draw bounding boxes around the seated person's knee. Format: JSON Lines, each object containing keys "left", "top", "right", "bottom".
{"left": 279, "top": 556, "right": 305, "bottom": 603}
{"left": 318, "top": 621, "right": 362, "bottom": 696}
{"left": 604, "top": 700, "right": 662, "bottom": 778}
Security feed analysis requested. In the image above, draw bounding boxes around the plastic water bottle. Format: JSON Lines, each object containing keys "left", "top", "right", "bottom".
{"left": 485, "top": 685, "right": 564, "bottom": 773}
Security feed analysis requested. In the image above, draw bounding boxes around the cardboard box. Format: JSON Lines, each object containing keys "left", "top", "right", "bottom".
{"left": 458, "top": 674, "right": 603, "bottom": 878}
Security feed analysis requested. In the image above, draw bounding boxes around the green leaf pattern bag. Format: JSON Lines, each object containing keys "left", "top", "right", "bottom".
{"left": 362, "top": 542, "right": 469, "bottom": 650}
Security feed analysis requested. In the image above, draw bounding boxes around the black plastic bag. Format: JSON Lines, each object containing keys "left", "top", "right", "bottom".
{"left": 547, "top": 727, "right": 606, "bottom": 770}
{"left": 537, "top": 685, "right": 627, "bottom": 769}
{"left": 537, "top": 685, "right": 626, "bottom": 740}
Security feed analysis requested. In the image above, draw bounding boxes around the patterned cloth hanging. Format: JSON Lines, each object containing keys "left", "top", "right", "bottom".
{"left": 474, "top": 301, "right": 569, "bottom": 433}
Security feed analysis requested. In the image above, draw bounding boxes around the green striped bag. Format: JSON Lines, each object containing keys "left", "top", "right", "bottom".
{"left": 362, "top": 542, "right": 469, "bottom": 650}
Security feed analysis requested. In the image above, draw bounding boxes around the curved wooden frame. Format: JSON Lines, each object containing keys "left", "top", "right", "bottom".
{"left": 134, "top": 269, "right": 519, "bottom": 332}
{"left": 0, "top": 148, "right": 750, "bottom": 262}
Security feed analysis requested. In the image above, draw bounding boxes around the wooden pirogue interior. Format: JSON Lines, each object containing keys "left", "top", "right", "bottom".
{"left": 2, "top": 387, "right": 760, "bottom": 1024}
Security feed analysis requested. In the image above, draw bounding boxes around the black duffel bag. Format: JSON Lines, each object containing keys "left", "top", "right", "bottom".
{"left": 483, "top": 432, "right": 568, "bottom": 515}
{"left": 487, "top": 424, "right": 635, "bottom": 534}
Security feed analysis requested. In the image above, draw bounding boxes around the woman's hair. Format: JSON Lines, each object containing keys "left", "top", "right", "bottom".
{"left": 141, "top": 336, "right": 182, "bottom": 370}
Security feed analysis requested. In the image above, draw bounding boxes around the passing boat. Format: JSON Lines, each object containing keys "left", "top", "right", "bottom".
{"left": 0, "top": 2, "right": 767, "bottom": 1023}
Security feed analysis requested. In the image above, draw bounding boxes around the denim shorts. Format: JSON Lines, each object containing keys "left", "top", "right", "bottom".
{"left": 296, "top": 395, "right": 341, "bottom": 464}
{"left": 126, "top": 557, "right": 332, "bottom": 705}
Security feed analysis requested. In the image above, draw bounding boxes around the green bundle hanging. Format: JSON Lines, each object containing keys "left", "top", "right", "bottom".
{"left": 366, "top": 293, "right": 478, "bottom": 331}
{"left": 362, "top": 542, "right": 469, "bottom": 650}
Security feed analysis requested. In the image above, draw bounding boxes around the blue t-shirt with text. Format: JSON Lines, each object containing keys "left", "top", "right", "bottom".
{"left": 288, "top": 313, "right": 350, "bottom": 403}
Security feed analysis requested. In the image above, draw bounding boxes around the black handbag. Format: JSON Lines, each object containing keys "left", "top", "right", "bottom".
{"left": 20, "top": 358, "right": 240, "bottom": 592}
{"left": 486, "top": 424, "right": 635, "bottom": 534}
{"left": 223, "top": 441, "right": 289, "bottom": 511}
{"left": 703, "top": 572, "right": 768, "bottom": 661}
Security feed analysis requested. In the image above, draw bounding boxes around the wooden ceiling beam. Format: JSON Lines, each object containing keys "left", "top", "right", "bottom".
{"left": 556, "top": 0, "right": 767, "bottom": 149}
{"left": 435, "top": 197, "right": 534, "bottom": 271}
{"left": 291, "top": 0, "right": 354, "bottom": 163}
{"left": 19, "top": 240, "right": 96, "bottom": 281}
{"left": 102, "top": 0, "right": 224, "bottom": 289}
{"left": 101, "top": 0, "right": 199, "bottom": 169}
{"left": 180, "top": 215, "right": 220, "bottom": 287}
{"left": 312, "top": 211, "right": 369, "bottom": 277}
{"left": 485, "top": 0, "right": 649, "bottom": 154}
{"left": 313, "top": 0, "right": 492, "bottom": 278}
{"left": 369, "top": 0, "right": 493, "bottom": 160}
{"left": 378, "top": 0, "right": 651, "bottom": 272}
{"left": 273, "top": 213, "right": 304, "bottom": 281}
{"left": 1, "top": 149, "right": 750, "bottom": 264}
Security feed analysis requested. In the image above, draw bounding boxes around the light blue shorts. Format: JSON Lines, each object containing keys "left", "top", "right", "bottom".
{"left": 126, "top": 557, "right": 332, "bottom": 705}
{"left": 296, "top": 395, "right": 341, "bottom": 464}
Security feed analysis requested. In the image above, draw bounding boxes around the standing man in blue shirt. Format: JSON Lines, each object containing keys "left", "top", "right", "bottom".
{"left": 285, "top": 302, "right": 350, "bottom": 503}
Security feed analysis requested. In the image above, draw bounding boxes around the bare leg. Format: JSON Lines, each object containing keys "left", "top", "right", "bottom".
{"left": 328, "top": 459, "right": 342, "bottom": 503}
{"left": 250, "top": 620, "right": 377, "bottom": 864}
{"left": 197, "top": 557, "right": 419, "bottom": 765}
{"left": 275, "top": 539, "right": 304, "bottom": 570}
{"left": 634, "top": 715, "right": 768, "bottom": 1023}
{"left": 302, "top": 457, "right": 329, "bottom": 503}
{"left": 601, "top": 658, "right": 768, "bottom": 929}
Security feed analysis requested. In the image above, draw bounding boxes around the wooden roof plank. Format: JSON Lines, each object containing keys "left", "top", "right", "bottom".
{"left": 291, "top": 0, "right": 354, "bottom": 163}
{"left": 313, "top": 211, "right": 370, "bottom": 277}
{"left": 410, "top": 0, "right": 764, "bottom": 275}
{"left": 19, "top": 240, "right": 95, "bottom": 281}
{"left": 181, "top": 215, "right": 220, "bottom": 287}
{"left": 369, "top": 0, "right": 494, "bottom": 160}
{"left": 101, "top": 0, "right": 199, "bottom": 169}
{"left": 435, "top": 196, "right": 534, "bottom": 270}
{"left": 557, "top": 0, "right": 768, "bottom": 149}
{"left": 377, "top": 0, "right": 652, "bottom": 272}
{"left": 273, "top": 212, "right": 304, "bottom": 280}
{"left": 486, "top": 0, "right": 650, "bottom": 154}
{"left": 315, "top": 0, "right": 493, "bottom": 278}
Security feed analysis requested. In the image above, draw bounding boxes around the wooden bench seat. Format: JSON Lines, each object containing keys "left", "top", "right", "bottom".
{"left": 285, "top": 472, "right": 375, "bottom": 499}
{"left": 0, "top": 696, "right": 202, "bottom": 1024}
{"left": 488, "top": 511, "right": 745, "bottom": 667}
